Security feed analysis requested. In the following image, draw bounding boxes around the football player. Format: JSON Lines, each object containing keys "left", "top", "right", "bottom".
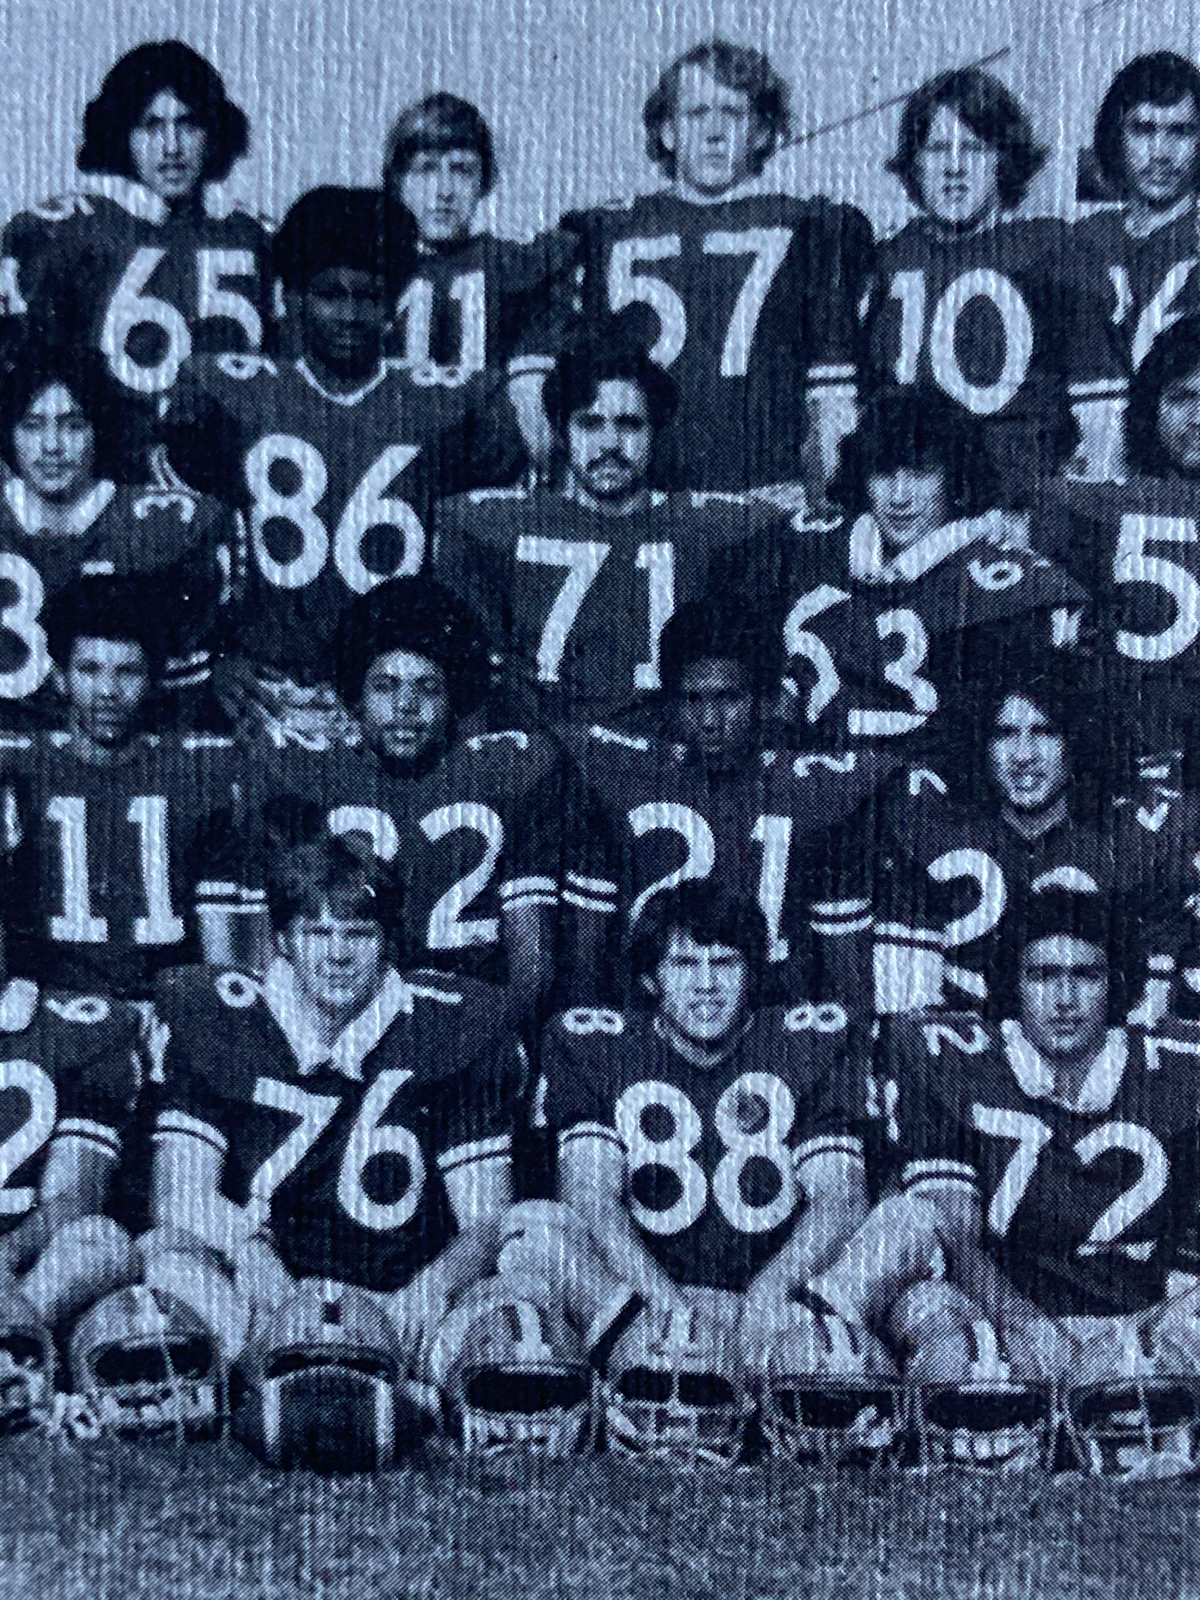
{"left": 806, "top": 891, "right": 1200, "bottom": 1448}
{"left": 875, "top": 652, "right": 1118, "bottom": 1012}
{"left": 146, "top": 832, "right": 527, "bottom": 1367}
{"left": 233, "top": 576, "right": 581, "bottom": 1018}
{"left": 542, "top": 882, "right": 871, "bottom": 1370}
{"left": 435, "top": 333, "right": 777, "bottom": 726}
{"left": 0, "top": 575, "right": 243, "bottom": 1002}
{"left": 0, "top": 340, "right": 232, "bottom": 729}
{"left": 163, "top": 186, "right": 521, "bottom": 745}
{"left": 0, "top": 43, "right": 271, "bottom": 412}
{"left": 562, "top": 38, "right": 872, "bottom": 497}
{"left": 860, "top": 67, "right": 1126, "bottom": 499}
{"left": 382, "top": 93, "right": 576, "bottom": 464}
{"left": 1075, "top": 53, "right": 1200, "bottom": 380}
{"left": 558, "top": 600, "right": 911, "bottom": 1014}
{"left": 0, "top": 921, "right": 140, "bottom": 1340}
{"left": 1038, "top": 315, "right": 1200, "bottom": 765}
{"left": 713, "top": 390, "right": 1086, "bottom": 752}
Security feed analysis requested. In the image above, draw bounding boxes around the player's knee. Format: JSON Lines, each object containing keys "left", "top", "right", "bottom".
{"left": 138, "top": 1225, "right": 223, "bottom": 1269}
{"left": 496, "top": 1200, "right": 596, "bottom": 1276}
{"left": 891, "top": 1283, "right": 990, "bottom": 1378}
{"left": 21, "top": 1215, "right": 140, "bottom": 1328}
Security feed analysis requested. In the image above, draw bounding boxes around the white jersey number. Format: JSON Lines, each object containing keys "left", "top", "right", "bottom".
{"left": 45, "top": 794, "right": 185, "bottom": 946}
{"left": 971, "top": 1104, "right": 1169, "bottom": 1256}
{"left": 516, "top": 536, "right": 675, "bottom": 690}
{"left": 0, "top": 553, "right": 50, "bottom": 701}
{"left": 888, "top": 267, "right": 1034, "bottom": 416}
{"left": 393, "top": 271, "right": 486, "bottom": 385}
{"left": 1112, "top": 515, "right": 1200, "bottom": 664}
{"left": 607, "top": 228, "right": 791, "bottom": 376}
{"left": 245, "top": 439, "right": 426, "bottom": 593}
{"left": 249, "top": 1070, "right": 425, "bottom": 1232}
{"left": 102, "top": 246, "right": 263, "bottom": 395}
{"left": 615, "top": 1073, "right": 798, "bottom": 1235}
{"left": 0, "top": 1060, "right": 57, "bottom": 1216}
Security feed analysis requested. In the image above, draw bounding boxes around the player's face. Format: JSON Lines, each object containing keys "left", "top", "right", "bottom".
{"left": 359, "top": 649, "right": 451, "bottom": 763}
{"left": 1019, "top": 935, "right": 1109, "bottom": 1067}
{"left": 282, "top": 903, "right": 387, "bottom": 1023}
{"left": 13, "top": 383, "right": 96, "bottom": 502}
{"left": 663, "top": 65, "right": 764, "bottom": 196}
{"left": 653, "top": 930, "right": 749, "bottom": 1045}
{"left": 670, "top": 658, "right": 757, "bottom": 767}
{"left": 1157, "top": 366, "right": 1200, "bottom": 475}
{"left": 1122, "top": 97, "right": 1200, "bottom": 209}
{"left": 396, "top": 149, "right": 484, "bottom": 245}
{"left": 866, "top": 464, "right": 948, "bottom": 548}
{"left": 129, "top": 89, "right": 208, "bottom": 204}
{"left": 301, "top": 268, "right": 388, "bottom": 375}
{"left": 64, "top": 638, "right": 150, "bottom": 748}
{"left": 565, "top": 379, "right": 653, "bottom": 503}
{"left": 988, "top": 695, "right": 1067, "bottom": 812}
{"left": 915, "top": 105, "right": 1001, "bottom": 227}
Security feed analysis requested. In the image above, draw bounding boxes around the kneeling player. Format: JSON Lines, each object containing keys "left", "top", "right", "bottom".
{"left": 809, "top": 890, "right": 1200, "bottom": 1472}
{"left": 541, "top": 883, "right": 870, "bottom": 1370}
{"left": 147, "top": 833, "right": 527, "bottom": 1375}
{"left": 0, "top": 919, "right": 141, "bottom": 1425}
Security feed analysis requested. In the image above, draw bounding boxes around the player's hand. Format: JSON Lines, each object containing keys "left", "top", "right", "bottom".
{"left": 1003, "top": 1314, "right": 1080, "bottom": 1382}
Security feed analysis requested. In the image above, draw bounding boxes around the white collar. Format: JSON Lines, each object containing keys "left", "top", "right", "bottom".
{"left": 4, "top": 477, "right": 116, "bottom": 536}
{"left": 79, "top": 173, "right": 231, "bottom": 224}
{"left": 848, "top": 513, "right": 988, "bottom": 584}
{"left": 0, "top": 979, "right": 39, "bottom": 1034}
{"left": 1000, "top": 1019, "right": 1127, "bottom": 1114}
{"left": 262, "top": 958, "right": 412, "bottom": 1080}
{"left": 295, "top": 358, "right": 391, "bottom": 407}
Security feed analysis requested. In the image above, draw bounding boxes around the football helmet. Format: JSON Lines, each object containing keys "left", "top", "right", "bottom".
{"left": 1064, "top": 1322, "right": 1200, "bottom": 1478}
{"left": 0, "top": 1287, "right": 53, "bottom": 1434}
{"left": 761, "top": 1298, "right": 905, "bottom": 1466}
{"left": 909, "top": 1316, "right": 1058, "bottom": 1472}
{"left": 231, "top": 1279, "right": 421, "bottom": 1472}
{"left": 442, "top": 1285, "right": 596, "bottom": 1456}
{"left": 68, "top": 1284, "right": 225, "bottom": 1440}
{"left": 603, "top": 1306, "right": 752, "bottom": 1465}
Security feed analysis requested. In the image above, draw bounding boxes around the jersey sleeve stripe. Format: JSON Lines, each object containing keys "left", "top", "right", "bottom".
{"left": 559, "top": 1122, "right": 624, "bottom": 1154}
{"left": 875, "top": 922, "right": 945, "bottom": 948}
{"left": 438, "top": 1133, "right": 512, "bottom": 1173}
{"left": 810, "top": 898, "right": 871, "bottom": 917}
{"left": 565, "top": 873, "right": 619, "bottom": 895}
{"left": 944, "top": 962, "right": 989, "bottom": 999}
{"left": 906, "top": 1173, "right": 978, "bottom": 1202}
{"left": 507, "top": 353, "right": 557, "bottom": 377}
{"left": 793, "top": 1133, "right": 865, "bottom": 1167}
{"left": 810, "top": 913, "right": 873, "bottom": 936}
{"left": 806, "top": 364, "right": 857, "bottom": 383}
{"left": 562, "top": 889, "right": 618, "bottom": 914}
{"left": 153, "top": 1110, "right": 228, "bottom": 1154}
{"left": 1068, "top": 378, "right": 1129, "bottom": 399}
{"left": 55, "top": 1118, "right": 121, "bottom": 1154}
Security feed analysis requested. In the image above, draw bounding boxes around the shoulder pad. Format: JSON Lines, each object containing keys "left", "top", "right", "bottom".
{"left": 26, "top": 193, "right": 91, "bottom": 223}
{"left": 781, "top": 1001, "right": 849, "bottom": 1035}
{"left": 131, "top": 487, "right": 198, "bottom": 523}
{"left": 467, "top": 486, "right": 529, "bottom": 503}
{"left": 588, "top": 725, "right": 650, "bottom": 751}
{"left": 213, "top": 353, "right": 277, "bottom": 382}
{"left": 1029, "top": 865, "right": 1102, "bottom": 894}
{"left": 558, "top": 1006, "right": 626, "bottom": 1037}
{"left": 406, "top": 978, "right": 466, "bottom": 1008}
{"left": 687, "top": 490, "right": 753, "bottom": 509}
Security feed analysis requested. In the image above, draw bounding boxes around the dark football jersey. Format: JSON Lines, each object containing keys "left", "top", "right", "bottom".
{"left": 154, "top": 962, "right": 524, "bottom": 1292}
{"left": 0, "top": 183, "right": 272, "bottom": 396}
{"left": 566, "top": 188, "right": 872, "bottom": 490}
{"left": 877, "top": 1014, "right": 1200, "bottom": 1316}
{"left": 1038, "top": 477, "right": 1200, "bottom": 737}
{"left": 561, "top": 725, "right": 903, "bottom": 1005}
{"left": 1074, "top": 203, "right": 1200, "bottom": 373}
{"left": 0, "top": 730, "right": 243, "bottom": 997}
{"left": 713, "top": 511, "right": 1086, "bottom": 747}
{"left": 434, "top": 485, "right": 778, "bottom": 723}
{"left": 0, "top": 978, "right": 140, "bottom": 1233}
{"left": 241, "top": 728, "right": 572, "bottom": 983}
{"left": 877, "top": 768, "right": 1114, "bottom": 1009}
{"left": 162, "top": 353, "right": 490, "bottom": 684}
{"left": 861, "top": 216, "right": 1123, "bottom": 501}
{"left": 0, "top": 479, "right": 232, "bottom": 724}
{"left": 388, "top": 230, "right": 577, "bottom": 383}
{"left": 544, "top": 1002, "right": 867, "bottom": 1291}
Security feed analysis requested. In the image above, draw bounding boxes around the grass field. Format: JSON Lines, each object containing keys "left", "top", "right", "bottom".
{"left": 1, "top": 1440, "right": 1199, "bottom": 1600}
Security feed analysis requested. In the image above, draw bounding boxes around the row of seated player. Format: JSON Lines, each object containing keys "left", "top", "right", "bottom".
{"left": 7, "top": 558, "right": 1200, "bottom": 1028}
{"left": 4, "top": 42, "right": 1200, "bottom": 511}
{"left": 2, "top": 858, "right": 1199, "bottom": 1475}
{"left": 8, "top": 302, "right": 1200, "bottom": 762}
